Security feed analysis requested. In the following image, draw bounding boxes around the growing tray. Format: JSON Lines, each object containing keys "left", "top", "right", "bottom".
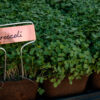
{"left": 37, "top": 90, "right": 100, "bottom": 100}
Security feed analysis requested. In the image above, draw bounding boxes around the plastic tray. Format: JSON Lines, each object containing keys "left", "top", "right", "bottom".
{"left": 37, "top": 90, "right": 100, "bottom": 100}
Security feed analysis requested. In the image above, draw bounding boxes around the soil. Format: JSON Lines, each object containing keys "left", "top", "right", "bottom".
{"left": 0, "top": 79, "right": 38, "bottom": 100}
{"left": 92, "top": 73, "right": 100, "bottom": 89}
{"left": 43, "top": 76, "right": 88, "bottom": 97}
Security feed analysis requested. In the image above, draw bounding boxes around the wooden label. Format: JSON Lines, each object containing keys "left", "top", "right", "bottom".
{"left": 0, "top": 24, "right": 36, "bottom": 44}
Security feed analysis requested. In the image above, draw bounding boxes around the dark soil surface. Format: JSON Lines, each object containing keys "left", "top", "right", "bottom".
{"left": 0, "top": 79, "right": 38, "bottom": 100}
{"left": 43, "top": 76, "right": 88, "bottom": 97}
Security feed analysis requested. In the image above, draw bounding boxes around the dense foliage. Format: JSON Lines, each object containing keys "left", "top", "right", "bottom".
{"left": 0, "top": 0, "right": 100, "bottom": 94}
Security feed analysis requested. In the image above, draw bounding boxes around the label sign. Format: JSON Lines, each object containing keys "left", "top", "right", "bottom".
{"left": 0, "top": 24, "right": 36, "bottom": 44}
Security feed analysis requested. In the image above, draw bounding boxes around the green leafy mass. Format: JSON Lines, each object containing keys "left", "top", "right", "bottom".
{"left": 0, "top": 0, "right": 100, "bottom": 89}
